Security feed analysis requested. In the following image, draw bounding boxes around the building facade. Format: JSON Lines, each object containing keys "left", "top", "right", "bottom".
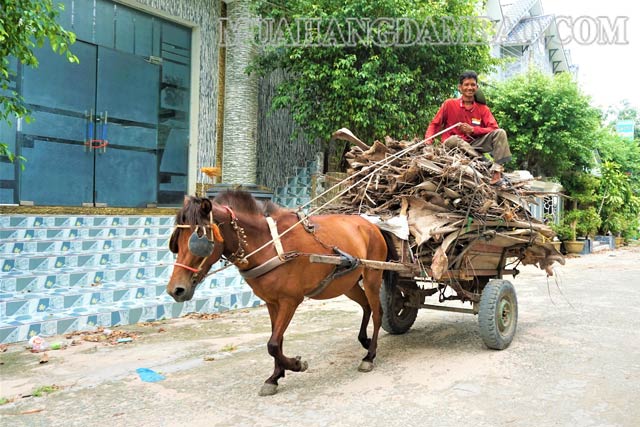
{"left": 485, "top": 0, "right": 573, "bottom": 225}
{"left": 1, "top": 0, "right": 226, "bottom": 208}
{"left": 486, "top": 0, "right": 574, "bottom": 80}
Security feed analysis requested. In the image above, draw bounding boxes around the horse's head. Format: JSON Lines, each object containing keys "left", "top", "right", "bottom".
{"left": 166, "top": 196, "right": 226, "bottom": 302}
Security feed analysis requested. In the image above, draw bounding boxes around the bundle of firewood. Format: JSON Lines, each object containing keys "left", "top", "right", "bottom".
{"left": 323, "top": 129, "right": 565, "bottom": 279}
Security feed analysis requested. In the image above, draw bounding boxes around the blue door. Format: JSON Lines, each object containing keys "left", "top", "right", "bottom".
{"left": 94, "top": 47, "right": 159, "bottom": 207}
{"left": 19, "top": 41, "right": 97, "bottom": 206}
{"left": 18, "top": 42, "right": 159, "bottom": 207}
{"left": 1, "top": 0, "right": 191, "bottom": 207}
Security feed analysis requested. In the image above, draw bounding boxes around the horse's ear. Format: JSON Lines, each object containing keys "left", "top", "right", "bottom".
{"left": 183, "top": 195, "right": 191, "bottom": 207}
{"left": 200, "top": 198, "right": 213, "bottom": 216}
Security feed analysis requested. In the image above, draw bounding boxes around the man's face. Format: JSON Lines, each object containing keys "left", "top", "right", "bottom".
{"left": 458, "top": 78, "right": 478, "bottom": 98}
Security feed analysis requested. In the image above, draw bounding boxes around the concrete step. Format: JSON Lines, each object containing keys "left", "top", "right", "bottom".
{"left": 0, "top": 160, "right": 316, "bottom": 344}
{"left": 0, "top": 225, "right": 174, "bottom": 241}
{"left": 0, "top": 236, "right": 170, "bottom": 255}
{"left": 0, "top": 215, "right": 174, "bottom": 229}
{"left": 1, "top": 247, "right": 173, "bottom": 274}
{"left": 0, "top": 284, "right": 261, "bottom": 344}
{"left": 0, "top": 262, "right": 173, "bottom": 292}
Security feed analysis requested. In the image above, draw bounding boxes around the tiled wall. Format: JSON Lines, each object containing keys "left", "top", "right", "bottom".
{"left": 0, "top": 161, "right": 315, "bottom": 344}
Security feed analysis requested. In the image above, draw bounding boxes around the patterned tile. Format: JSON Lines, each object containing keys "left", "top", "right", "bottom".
{"left": 0, "top": 164, "right": 314, "bottom": 344}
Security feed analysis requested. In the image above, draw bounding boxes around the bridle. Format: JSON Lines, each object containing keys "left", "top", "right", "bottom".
{"left": 220, "top": 205, "right": 248, "bottom": 264}
{"left": 172, "top": 205, "right": 248, "bottom": 277}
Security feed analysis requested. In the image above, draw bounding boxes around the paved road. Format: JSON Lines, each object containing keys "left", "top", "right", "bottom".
{"left": 1, "top": 246, "right": 639, "bottom": 427}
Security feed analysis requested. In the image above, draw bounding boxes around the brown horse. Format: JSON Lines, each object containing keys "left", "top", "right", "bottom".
{"left": 166, "top": 190, "right": 388, "bottom": 396}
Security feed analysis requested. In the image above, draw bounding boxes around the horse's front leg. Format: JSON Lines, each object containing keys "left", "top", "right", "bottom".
{"left": 262, "top": 303, "right": 285, "bottom": 392}
{"left": 259, "top": 299, "right": 307, "bottom": 396}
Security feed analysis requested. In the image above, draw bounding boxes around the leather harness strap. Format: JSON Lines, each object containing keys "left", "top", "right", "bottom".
{"left": 265, "top": 216, "right": 285, "bottom": 260}
{"left": 304, "top": 247, "right": 361, "bottom": 298}
{"left": 239, "top": 252, "right": 300, "bottom": 279}
{"left": 238, "top": 215, "right": 298, "bottom": 279}
{"left": 234, "top": 215, "right": 360, "bottom": 296}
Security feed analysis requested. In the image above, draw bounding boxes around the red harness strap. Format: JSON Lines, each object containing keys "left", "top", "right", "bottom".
{"left": 173, "top": 262, "right": 200, "bottom": 273}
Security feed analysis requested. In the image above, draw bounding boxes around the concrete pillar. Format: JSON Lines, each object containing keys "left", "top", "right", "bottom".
{"left": 221, "top": 0, "right": 258, "bottom": 184}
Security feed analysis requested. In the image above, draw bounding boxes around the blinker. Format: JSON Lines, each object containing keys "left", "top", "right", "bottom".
{"left": 188, "top": 230, "right": 214, "bottom": 258}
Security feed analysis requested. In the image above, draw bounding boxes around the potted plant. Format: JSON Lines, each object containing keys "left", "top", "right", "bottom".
{"left": 562, "top": 208, "right": 602, "bottom": 254}
{"left": 602, "top": 212, "right": 624, "bottom": 248}
{"left": 561, "top": 210, "right": 584, "bottom": 254}
{"left": 549, "top": 219, "right": 569, "bottom": 253}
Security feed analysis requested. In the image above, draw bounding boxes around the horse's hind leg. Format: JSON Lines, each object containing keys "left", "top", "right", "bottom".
{"left": 259, "top": 299, "right": 307, "bottom": 396}
{"left": 344, "top": 282, "right": 372, "bottom": 350}
{"left": 358, "top": 269, "right": 384, "bottom": 372}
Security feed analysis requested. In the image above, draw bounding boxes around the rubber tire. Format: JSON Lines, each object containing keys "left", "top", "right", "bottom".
{"left": 478, "top": 279, "right": 518, "bottom": 350}
{"left": 380, "top": 271, "right": 418, "bottom": 335}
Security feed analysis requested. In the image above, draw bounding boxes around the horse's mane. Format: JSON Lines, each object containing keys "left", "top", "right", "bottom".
{"left": 213, "top": 190, "right": 283, "bottom": 216}
{"left": 176, "top": 191, "right": 284, "bottom": 228}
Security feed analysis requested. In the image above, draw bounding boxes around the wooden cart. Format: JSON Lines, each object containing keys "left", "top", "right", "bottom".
{"left": 311, "top": 229, "right": 529, "bottom": 350}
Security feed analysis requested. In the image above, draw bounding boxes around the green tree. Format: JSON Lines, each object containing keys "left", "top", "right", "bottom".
{"left": 250, "top": 0, "right": 497, "bottom": 156}
{"left": 0, "top": 0, "right": 78, "bottom": 163}
{"left": 596, "top": 131, "right": 640, "bottom": 188}
{"left": 595, "top": 112, "right": 640, "bottom": 238}
{"left": 597, "top": 161, "right": 640, "bottom": 238}
{"left": 606, "top": 100, "right": 640, "bottom": 141}
{"left": 486, "top": 69, "right": 600, "bottom": 178}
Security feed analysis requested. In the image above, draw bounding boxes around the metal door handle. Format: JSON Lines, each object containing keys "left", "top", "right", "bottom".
{"left": 85, "top": 111, "right": 109, "bottom": 152}
{"left": 85, "top": 109, "right": 93, "bottom": 152}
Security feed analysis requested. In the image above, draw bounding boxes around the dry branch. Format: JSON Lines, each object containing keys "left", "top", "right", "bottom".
{"left": 321, "top": 131, "right": 565, "bottom": 279}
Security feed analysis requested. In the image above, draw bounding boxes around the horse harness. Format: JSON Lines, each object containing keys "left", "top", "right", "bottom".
{"left": 174, "top": 207, "right": 362, "bottom": 297}
{"left": 173, "top": 206, "right": 248, "bottom": 276}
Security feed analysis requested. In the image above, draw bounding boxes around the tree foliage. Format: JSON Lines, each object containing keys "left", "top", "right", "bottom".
{"left": 596, "top": 105, "right": 640, "bottom": 238}
{"left": 597, "top": 161, "right": 640, "bottom": 238}
{"left": 487, "top": 70, "right": 640, "bottom": 239}
{"left": 606, "top": 99, "right": 640, "bottom": 140}
{"left": 596, "top": 133, "right": 640, "bottom": 188}
{"left": 486, "top": 70, "right": 600, "bottom": 178}
{"left": 0, "top": 0, "right": 77, "bottom": 162}
{"left": 249, "top": 0, "right": 497, "bottom": 151}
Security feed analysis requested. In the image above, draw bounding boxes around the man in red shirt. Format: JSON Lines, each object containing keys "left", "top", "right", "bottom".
{"left": 425, "top": 70, "right": 512, "bottom": 185}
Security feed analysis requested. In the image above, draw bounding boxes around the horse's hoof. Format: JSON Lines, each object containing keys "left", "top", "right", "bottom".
{"left": 295, "top": 356, "right": 308, "bottom": 372}
{"left": 258, "top": 383, "right": 278, "bottom": 396}
{"left": 358, "top": 361, "right": 374, "bottom": 372}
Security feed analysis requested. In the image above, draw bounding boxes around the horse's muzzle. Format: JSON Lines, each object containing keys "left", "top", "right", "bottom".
{"left": 168, "top": 285, "right": 194, "bottom": 302}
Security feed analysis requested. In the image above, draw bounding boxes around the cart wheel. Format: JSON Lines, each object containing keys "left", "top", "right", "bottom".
{"left": 380, "top": 271, "right": 418, "bottom": 334}
{"left": 478, "top": 279, "right": 518, "bottom": 350}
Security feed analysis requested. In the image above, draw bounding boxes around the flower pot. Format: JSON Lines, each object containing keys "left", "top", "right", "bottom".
{"left": 564, "top": 240, "right": 585, "bottom": 254}
{"left": 615, "top": 237, "right": 624, "bottom": 248}
{"left": 550, "top": 241, "right": 562, "bottom": 253}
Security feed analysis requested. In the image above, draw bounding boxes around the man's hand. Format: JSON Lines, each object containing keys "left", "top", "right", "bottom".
{"left": 458, "top": 123, "right": 474, "bottom": 136}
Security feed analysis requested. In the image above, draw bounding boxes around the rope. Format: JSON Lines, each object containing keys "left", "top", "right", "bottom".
{"left": 238, "top": 123, "right": 463, "bottom": 262}
{"left": 303, "top": 123, "right": 462, "bottom": 214}
{"left": 186, "top": 124, "right": 463, "bottom": 281}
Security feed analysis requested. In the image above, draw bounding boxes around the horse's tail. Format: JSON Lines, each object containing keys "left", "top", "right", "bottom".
{"left": 379, "top": 230, "right": 400, "bottom": 262}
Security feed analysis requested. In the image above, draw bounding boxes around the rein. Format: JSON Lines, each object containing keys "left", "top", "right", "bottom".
{"left": 226, "top": 124, "right": 464, "bottom": 264}
{"left": 173, "top": 125, "right": 460, "bottom": 280}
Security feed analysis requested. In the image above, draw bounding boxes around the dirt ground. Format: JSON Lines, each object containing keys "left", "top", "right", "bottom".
{"left": 1, "top": 245, "right": 639, "bottom": 427}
